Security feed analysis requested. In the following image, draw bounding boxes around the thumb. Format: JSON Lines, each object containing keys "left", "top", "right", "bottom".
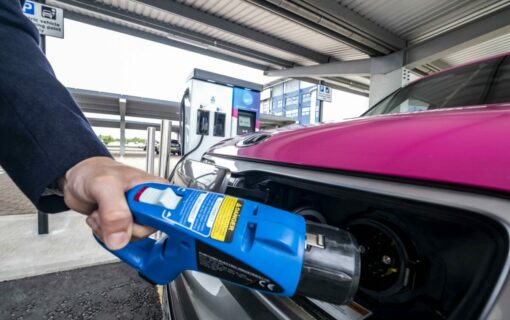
{"left": 89, "top": 176, "right": 133, "bottom": 250}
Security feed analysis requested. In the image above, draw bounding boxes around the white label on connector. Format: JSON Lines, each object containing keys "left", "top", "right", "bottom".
{"left": 206, "top": 197, "right": 224, "bottom": 228}
{"left": 188, "top": 193, "right": 206, "bottom": 225}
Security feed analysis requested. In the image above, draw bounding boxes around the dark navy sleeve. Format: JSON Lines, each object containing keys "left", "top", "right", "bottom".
{"left": 0, "top": 0, "right": 111, "bottom": 210}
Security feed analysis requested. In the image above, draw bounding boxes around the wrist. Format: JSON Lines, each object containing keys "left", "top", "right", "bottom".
{"left": 61, "top": 156, "right": 116, "bottom": 193}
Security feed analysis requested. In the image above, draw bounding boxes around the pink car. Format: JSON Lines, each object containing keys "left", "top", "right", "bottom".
{"left": 168, "top": 53, "right": 510, "bottom": 320}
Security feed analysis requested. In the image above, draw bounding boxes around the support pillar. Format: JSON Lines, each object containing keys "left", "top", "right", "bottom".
{"left": 119, "top": 98, "right": 127, "bottom": 158}
{"left": 368, "top": 52, "right": 412, "bottom": 107}
{"left": 146, "top": 127, "right": 156, "bottom": 175}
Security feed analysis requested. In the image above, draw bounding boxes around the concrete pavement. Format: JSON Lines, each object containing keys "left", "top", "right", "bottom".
{"left": 0, "top": 211, "right": 118, "bottom": 282}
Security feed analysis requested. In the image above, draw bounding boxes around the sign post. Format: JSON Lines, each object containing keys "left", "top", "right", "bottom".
{"left": 25, "top": 0, "right": 64, "bottom": 234}
{"left": 22, "top": 0, "right": 64, "bottom": 39}
{"left": 317, "top": 84, "right": 332, "bottom": 103}
{"left": 316, "top": 83, "right": 332, "bottom": 122}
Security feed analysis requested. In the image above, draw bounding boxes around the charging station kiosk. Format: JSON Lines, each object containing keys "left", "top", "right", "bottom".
{"left": 180, "top": 69, "right": 263, "bottom": 161}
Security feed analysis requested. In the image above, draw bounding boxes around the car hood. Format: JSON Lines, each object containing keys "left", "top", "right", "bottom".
{"left": 208, "top": 104, "right": 510, "bottom": 194}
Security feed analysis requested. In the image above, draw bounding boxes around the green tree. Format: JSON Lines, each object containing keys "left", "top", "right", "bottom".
{"left": 127, "top": 137, "right": 146, "bottom": 144}
{"left": 98, "top": 134, "right": 115, "bottom": 145}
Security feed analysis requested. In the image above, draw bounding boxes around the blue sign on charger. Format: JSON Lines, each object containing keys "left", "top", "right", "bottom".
{"left": 23, "top": 1, "right": 35, "bottom": 15}
{"left": 232, "top": 87, "right": 260, "bottom": 112}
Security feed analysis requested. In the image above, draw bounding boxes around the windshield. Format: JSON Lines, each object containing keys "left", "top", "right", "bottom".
{"left": 364, "top": 55, "right": 510, "bottom": 116}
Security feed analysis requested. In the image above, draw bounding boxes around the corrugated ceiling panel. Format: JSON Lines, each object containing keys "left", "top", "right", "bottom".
{"left": 50, "top": 0, "right": 317, "bottom": 67}
{"left": 175, "top": 0, "right": 368, "bottom": 61}
{"left": 207, "top": 46, "right": 283, "bottom": 70}
{"left": 93, "top": 0, "right": 368, "bottom": 62}
{"left": 441, "top": 33, "right": 510, "bottom": 66}
{"left": 337, "top": 0, "right": 510, "bottom": 43}
{"left": 51, "top": 1, "right": 167, "bottom": 37}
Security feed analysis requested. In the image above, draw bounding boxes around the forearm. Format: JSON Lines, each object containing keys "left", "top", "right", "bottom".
{"left": 0, "top": 0, "right": 110, "bottom": 209}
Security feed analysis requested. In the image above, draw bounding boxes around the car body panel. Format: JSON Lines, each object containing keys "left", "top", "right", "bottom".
{"left": 171, "top": 154, "right": 510, "bottom": 320}
{"left": 209, "top": 104, "right": 510, "bottom": 194}
{"left": 168, "top": 53, "right": 510, "bottom": 319}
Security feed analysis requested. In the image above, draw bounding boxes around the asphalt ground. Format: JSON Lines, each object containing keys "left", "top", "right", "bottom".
{"left": 0, "top": 262, "right": 162, "bottom": 320}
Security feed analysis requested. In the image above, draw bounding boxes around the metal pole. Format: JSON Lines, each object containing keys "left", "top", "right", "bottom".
{"left": 318, "top": 81, "right": 324, "bottom": 123}
{"left": 146, "top": 127, "right": 156, "bottom": 175}
{"left": 38, "top": 0, "right": 49, "bottom": 235}
{"left": 319, "top": 100, "right": 324, "bottom": 123}
{"left": 159, "top": 120, "right": 172, "bottom": 180}
{"left": 156, "top": 121, "right": 172, "bottom": 242}
{"left": 38, "top": 211, "right": 48, "bottom": 235}
{"left": 119, "top": 98, "right": 127, "bottom": 158}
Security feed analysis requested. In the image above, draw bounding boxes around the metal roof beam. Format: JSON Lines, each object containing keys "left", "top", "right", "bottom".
{"left": 297, "top": 0, "right": 406, "bottom": 51}
{"left": 265, "top": 59, "right": 371, "bottom": 77}
{"left": 69, "top": 88, "right": 180, "bottom": 120}
{"left": 135, "top": 0, "right": 331, "bottom": 63}
{"left": 266, "top": 5, "right": 510, "bottom": 77}
{"left": 293, "top": 77, "right": 369, "bottom": 96}
{"left": 405, "top": 5, "right": 510, "bottom": 68}
{"left": 244, "top": 0, "right": 382, "bottom": 56}
{"left": 321, "top": 77, "right": 370, "bottom": 92}
{"left": 88, "top": 118, "right": 183, "bottom": 132}
{"left": 295, "top": 77, "right": 369, "bottom": 97}
{"left": 54, "top": 0, "right": 293, "bottom": 69}
{"left": 263, "top": 76, "right": 369, "bottom": 96}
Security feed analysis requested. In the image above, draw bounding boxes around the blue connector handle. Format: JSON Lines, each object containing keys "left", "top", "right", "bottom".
{"left": 95, "top": 183, "right": 307, "bottom": 296}
{"left": 94, "top": 183, "right": 194, "bottom": 285}
{"left": 95, "top": 235, "right": 155, "bottom": 272}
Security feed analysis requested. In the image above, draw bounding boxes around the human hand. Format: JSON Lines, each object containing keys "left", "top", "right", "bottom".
{"left": 61, "top": 156, "right": 168, "bottom": 250}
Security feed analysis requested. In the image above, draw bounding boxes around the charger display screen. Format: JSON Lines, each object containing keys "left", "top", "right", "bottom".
{"left": 237, "top": 110, "right": 256, "bottom": 134}
{"left": 238, "top": 115, "right": 252, "bottom": 128}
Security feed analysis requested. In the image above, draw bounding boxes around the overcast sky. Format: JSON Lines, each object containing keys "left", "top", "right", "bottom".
{"left": 46, "top": 19, "right": 368, "bottom": 138}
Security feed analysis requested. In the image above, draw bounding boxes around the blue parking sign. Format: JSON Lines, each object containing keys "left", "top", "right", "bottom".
{"left": 23, "top": 1, "right": 35, "bottom": 15}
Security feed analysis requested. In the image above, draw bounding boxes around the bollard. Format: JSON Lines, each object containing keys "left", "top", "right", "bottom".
{"left": 159, "top": 120, "right": 172, "bottom": 180}
{"left": 38, "top": 210, "right": 48, "bottom": 235}
{"left": 146, "top": 127, "right": 156, "bottom": 175}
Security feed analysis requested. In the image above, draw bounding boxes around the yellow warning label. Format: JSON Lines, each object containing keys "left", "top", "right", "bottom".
{"left": 211, "top": 196, "right": 242, "bottom": 242}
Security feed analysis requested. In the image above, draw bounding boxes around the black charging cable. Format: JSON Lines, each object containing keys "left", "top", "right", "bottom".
{"left": 169, "top": 88, "right": 208, "bottom": 181}
{"left": 179, "top": 88, "right": 189, "bottom": 156}
{"left": 168, "top": 134, "right": 204, "bottom": 182}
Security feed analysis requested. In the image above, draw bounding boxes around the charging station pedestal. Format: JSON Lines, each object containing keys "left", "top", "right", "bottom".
{"left": 181, "top": 69, "right": 263, "bottom": 161}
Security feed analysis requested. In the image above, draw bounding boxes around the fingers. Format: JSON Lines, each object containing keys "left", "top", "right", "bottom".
{"left": 62, "top": 157, "right": 172, "bottom": 250}
{"left": 64, "top": 191, "right": 96, "bottom": 215}
{"left": 132, "top": 224, "right": 156, "bottom": 240}
{"left": 88, "top": 176, "right": 133, "bottom": 250}
{"left": 85, "top": 213, "right": 99, "bottom": 231}
{"left": 87, "top": 211, "right": 153, "bottom": 242}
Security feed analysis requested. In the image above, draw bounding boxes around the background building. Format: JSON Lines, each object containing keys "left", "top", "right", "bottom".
{"left": 261, "top": 79, "right": 319, "bottom": 125}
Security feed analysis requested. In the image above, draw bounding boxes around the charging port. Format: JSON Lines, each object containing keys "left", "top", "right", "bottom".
{"left": 197, "top": 109, "right": 210, "bottom": 135}
{"left": 213, "top": 112, "right": 226, "bottom": 137}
